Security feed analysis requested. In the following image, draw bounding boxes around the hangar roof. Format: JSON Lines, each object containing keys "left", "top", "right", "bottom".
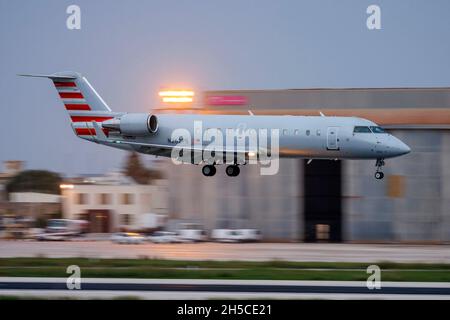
{"left": 157, "top": 87, "right": 450, "bottom": 128}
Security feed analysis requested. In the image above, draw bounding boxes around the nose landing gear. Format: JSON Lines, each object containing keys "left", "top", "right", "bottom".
{"left": 374, "top": 158, "right": 385, "bottom": 179}
{"left": 374, "top": 171, "right": 384, "bottom": 179}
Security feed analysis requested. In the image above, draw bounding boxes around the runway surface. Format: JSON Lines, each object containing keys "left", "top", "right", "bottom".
{"left": 1, "top": 240, "right": 450, "bottom": 262}
{"left": 1, "top": 278, "right": 450, "bottom": 300}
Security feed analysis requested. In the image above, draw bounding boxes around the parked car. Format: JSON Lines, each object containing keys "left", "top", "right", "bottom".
{"left": 46, "top": 219, "right": 88, "bottom": 235}
{"left": 111, "top": 232, "right": 145, "bottom": 244}
{"left": 176, "top": 229, "right": 207, "bottom": 242}
{"left": 147, "top": 231, "right": 182, "bottom": 243}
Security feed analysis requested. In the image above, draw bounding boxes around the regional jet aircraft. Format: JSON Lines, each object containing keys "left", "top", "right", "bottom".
{"left": 20, "top": 72, "right": 411, "bottom": 179}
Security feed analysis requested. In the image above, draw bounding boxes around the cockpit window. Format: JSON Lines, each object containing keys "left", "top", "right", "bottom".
{"left": 370, "top": 126, "right": 386, "bottom": 133}
{"left": 353, "top": 126, "right": 371, "bottom": 133}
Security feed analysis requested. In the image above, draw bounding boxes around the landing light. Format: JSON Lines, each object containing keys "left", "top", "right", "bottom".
{"left": 159, "top": 90, "right": 195, "bottom": 103}
{"left": 162, "top": 97, "right": 193, "bottom": 103}
{"left": 159, "top": 91, "right": 194, "bottom": 97}
{"left": 60, "top": 184, "right": 74, "bottom": 189}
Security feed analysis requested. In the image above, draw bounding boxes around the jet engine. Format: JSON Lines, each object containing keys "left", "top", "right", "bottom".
{"left": 102, "top": 114, "right": 158, "bottom": 136}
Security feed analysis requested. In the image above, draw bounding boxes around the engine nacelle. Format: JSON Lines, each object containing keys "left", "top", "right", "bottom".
{"left": 102, "top": 113, "right": 158, "bottom": 136}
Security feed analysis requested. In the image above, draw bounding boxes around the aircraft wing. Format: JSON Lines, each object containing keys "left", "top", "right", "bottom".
{"left": 113, "top": 139, "right": 258, "bottom": 155}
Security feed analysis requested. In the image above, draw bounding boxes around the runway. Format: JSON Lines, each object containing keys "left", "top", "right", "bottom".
{"left": 1, "top": 278, "right": 450, "bottom": 299}
{"left": 1, "top": 240, "right": 450, "bottom": 263}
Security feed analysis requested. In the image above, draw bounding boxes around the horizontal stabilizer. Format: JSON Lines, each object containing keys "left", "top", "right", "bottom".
{"left": 18, "top": 73, "right": 77, "bottom": 80}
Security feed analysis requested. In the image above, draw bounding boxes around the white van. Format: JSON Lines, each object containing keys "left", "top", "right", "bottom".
{"left": 211, "top": 229, "right": 240, "bottom": 242}
{"left": 148, "top": 231, "right": 183, "bottom": 243}
{"left": 236, "top": 229, "right": 262, "bottom": 242}
{"left": 211, "top": 229, "right": 262, "bottom": 242}
{"left": 177, "top": 229, "right": 207, "bottom": 242}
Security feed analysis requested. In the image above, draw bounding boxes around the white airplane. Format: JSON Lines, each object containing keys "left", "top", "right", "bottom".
{"left": 20, "top": 71, "right": 411, "bottom": 179}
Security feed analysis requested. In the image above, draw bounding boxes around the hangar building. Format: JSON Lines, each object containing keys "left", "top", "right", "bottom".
{"left": 161, "top": 88, "right": 450, "bottom": 243}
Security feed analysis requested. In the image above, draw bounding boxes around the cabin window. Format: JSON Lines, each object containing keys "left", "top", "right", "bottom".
{"left": 353, "top": 126, "right": 371, "bottom": 133}
{"left": 306, "top": 130, "right": 310, "bottom": 136}
{"left": 370, "top": 126, "right": 386, "bottom": 133}
{"left": 283, "top": 129, "right": 288, "bottom": 135}
{"left": 316, "top": 129, "right": 321, "bottom": 136}
{"left": 294, "top": 129, "right": 299, "bottom": 135}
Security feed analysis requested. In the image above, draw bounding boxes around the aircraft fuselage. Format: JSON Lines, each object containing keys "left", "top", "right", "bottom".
{"left": 92, "top": 113, "right": 410, "bottom": 161}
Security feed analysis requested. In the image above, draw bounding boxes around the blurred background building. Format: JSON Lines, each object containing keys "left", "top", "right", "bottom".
{"left": 61, "top": 173, "right": 168, "bottom": 233}
{"left": 0, "top": 159, "right": 168, "bottom": 236}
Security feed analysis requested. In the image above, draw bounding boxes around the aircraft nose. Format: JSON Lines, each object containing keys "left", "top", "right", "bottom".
{"left": 393, "top": 139, "right": 411, "bottom": 156}
{"left": 400, "top": 142, "right": 411, "bottom": 155}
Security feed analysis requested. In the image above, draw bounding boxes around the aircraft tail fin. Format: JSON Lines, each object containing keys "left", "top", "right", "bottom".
{"left": 19, "top": 71, "right": 111, "bottom": 112}
{"left": 19, "top": 71, "right": 116, "bottom": 138}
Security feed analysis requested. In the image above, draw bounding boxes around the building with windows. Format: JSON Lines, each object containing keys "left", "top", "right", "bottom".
{"left": 61, "top": 173, "right": 168, "bottom": 232}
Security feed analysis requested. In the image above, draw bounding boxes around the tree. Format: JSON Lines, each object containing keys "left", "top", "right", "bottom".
{"left": 123, "top": 152, "right": 163, "bottom": 184}
{"left": 5, "top": 170, "right": 62, "bottom": 195}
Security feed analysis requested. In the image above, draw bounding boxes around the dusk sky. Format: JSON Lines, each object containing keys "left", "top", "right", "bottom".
{"left": 1, "top": 0, "right": 450, "bottom": 176}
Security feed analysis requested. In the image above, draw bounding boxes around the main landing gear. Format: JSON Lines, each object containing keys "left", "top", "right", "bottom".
{"left": 202, "top": 164, "right": 240, "bottom": 177}
{"left": 202, "top": 165, "right": 216, "bottom": 177}
{"left": 374, "top": 158, "right": 385, "bottom": 180}
{"left": 225, "top": 165, "right": 240, "bottom": 177}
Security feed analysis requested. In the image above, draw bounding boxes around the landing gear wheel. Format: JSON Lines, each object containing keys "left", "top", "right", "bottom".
{"left": 202, "top": 165, "right": 216, "bottom": 177}
{"left": 226, "top": 165, "right": 240, "bottom": 177}
{"left": 374, "top": 171, "right": 384, "bottom": 180}
{"left": 374, "top": 158, "right": 385, "bottom": 180}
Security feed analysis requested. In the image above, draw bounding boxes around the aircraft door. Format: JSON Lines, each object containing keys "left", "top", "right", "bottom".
{"left": 327, "top": 127, "right": 339, "bottom": 150}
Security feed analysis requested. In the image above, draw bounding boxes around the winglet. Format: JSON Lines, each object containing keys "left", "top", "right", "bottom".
{"left": 319, "top": 111, "right": 325, "bottom": 117}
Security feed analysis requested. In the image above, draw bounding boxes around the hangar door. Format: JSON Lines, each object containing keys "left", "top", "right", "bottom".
{"left": 303, "top": 160, "right": 342, "bottom": 242}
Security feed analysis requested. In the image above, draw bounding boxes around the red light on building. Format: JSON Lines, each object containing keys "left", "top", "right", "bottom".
{"left": 206, "top": 96, "right": 248, "bottom": 106}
